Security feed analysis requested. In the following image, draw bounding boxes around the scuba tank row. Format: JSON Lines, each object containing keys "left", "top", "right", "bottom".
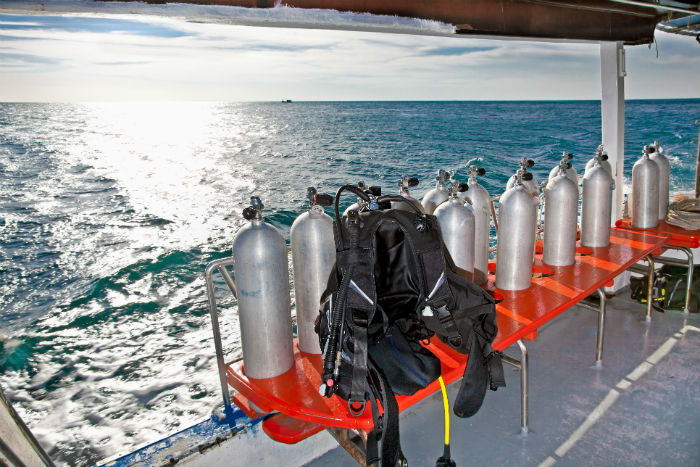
{"left": 631, "top": 141, "right": 670, "bottom": 228}
{"left": 496, "top": 148, "right": 616, "bottom": 291}
{"left": 229, "top": 141, "right": 672, "bottom": 378}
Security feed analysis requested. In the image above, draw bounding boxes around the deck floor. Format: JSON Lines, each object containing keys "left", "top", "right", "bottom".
{"left": 304, "top": 290, "right": 700, "bottom": 467}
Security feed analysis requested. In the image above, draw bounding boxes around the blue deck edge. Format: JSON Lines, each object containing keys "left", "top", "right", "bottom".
{"left": 97, "top": 405, "right": 265, "bottom": 467}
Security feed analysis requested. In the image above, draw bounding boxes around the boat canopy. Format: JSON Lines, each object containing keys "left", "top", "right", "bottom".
{"left": 94, "top": 0, "right": 699, "bottom": 43}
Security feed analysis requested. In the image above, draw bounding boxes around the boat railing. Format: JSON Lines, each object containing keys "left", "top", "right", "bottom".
{"left": 204, "top": 257, "right": 238, "bottom": 411}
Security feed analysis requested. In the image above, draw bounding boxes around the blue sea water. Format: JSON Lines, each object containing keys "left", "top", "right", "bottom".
{"left": 0, "top": 100, "right": 698, "bottom": 466}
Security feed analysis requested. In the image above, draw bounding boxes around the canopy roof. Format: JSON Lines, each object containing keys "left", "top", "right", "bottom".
{"left": 98, "top": 0, "right": 699, "bottom": 43}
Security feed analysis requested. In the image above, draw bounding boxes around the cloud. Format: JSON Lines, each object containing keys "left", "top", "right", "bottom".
{"left": 419, "top": 45, "right": 499, "bottom": 56}
{"left": 0, "top": 14, "right": 191, "bottom": 38}
{"left": 94, "top": 60, "right": 151, "bottom": 66}
{"left": 0, "top": 52, "right": 62, "bottom": 67}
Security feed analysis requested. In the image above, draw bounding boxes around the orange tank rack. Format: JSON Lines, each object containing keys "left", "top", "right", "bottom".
{"left": 615, "top": 218, "right": 700, "bottom": 249}
{"left": 225, "top": 227, "right": 669, "bottom": 444}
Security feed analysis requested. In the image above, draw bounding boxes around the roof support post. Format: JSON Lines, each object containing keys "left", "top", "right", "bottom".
{"left": 600, "top": 41, "right": 626, "bottom": 223}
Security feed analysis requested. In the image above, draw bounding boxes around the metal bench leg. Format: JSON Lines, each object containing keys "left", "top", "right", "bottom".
{"left": 517, "top": 339, "right": 529, "bottom": 434}
{"left": 595, "top": 287, "right": 606, "bottom": 365}
{"left": 327, "top": 428, "right": 367, "bottom": 466}
{"left": 679, "top": 247, "right": 694, "bottom": 314}
{"left": 501, "top": 339, "right": 529, "bottom": 434}
{"left": 645, "top": 255, "right": 655, "bottom": 322}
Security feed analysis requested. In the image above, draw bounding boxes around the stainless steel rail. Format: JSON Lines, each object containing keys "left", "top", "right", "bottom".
{"left": 205, "top": 257, "right": 237, "bottom": 410}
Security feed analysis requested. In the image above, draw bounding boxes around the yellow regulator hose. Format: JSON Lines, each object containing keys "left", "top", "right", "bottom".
{"left": 439, "top": 376, "right": 450, "bottom": 445}
{"left": 436, "top": 376, "right": 456, "bottom": 467}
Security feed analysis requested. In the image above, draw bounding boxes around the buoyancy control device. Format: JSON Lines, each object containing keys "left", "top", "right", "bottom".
{"left": 316, "top": 184, "right": 505, "bottom": 466}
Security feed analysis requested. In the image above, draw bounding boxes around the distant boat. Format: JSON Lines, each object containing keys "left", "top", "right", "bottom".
{"left": 282, "top": 99, "right": 292, "bottom": 103}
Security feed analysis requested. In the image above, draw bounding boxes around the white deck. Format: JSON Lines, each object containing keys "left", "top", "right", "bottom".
{"left": 305, "top": 291, "right": 700, "bottom": 467}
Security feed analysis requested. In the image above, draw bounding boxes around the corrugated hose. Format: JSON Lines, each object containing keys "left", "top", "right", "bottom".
{"left": 666, "top": 198, "right": 700, "bottom": 230}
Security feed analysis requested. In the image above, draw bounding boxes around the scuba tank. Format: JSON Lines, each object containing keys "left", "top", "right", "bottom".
{"left": 584, "top": 145, "right": 613, "bottom": 177}
{"left": 548, "top": 151, "right": 578, "bottom": 187}
{"left": 392, "top": 175, "right": 424, "bottom": 213}
{"left": 421, "top": 169, "right": 450, "bottom": 215}
{"left": 496, "top": 172, "right": 537, "bottom": 291}
{"left": 631, "top": 145, "right": 660, "bottom": 229}
{"left": 543, "top": 159, "right": 578, "bottom": 266}
{"left": 290, "top": 188, "right": 335, "bottom": 354}
{"left": 649, "top": 141, "right": 670, "bottom": 221}
{"left": 232, "top": 196, "right": 294, "bottom": 379}
{"left": 434, "top": 179, "right": 475, "bottom": 280}
{"left": 464, "top": 166, "right": 491, "bottom": 285}
{"left": 506, "top": 158, "right": 539, "bottom": 196}
{"left": 580, "top": 154, "right": 615, "bottom": 247}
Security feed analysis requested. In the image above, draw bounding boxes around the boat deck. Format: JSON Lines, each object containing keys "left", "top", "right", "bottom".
{"left": 305, "top": 292, "right": 700, "bottom": 467}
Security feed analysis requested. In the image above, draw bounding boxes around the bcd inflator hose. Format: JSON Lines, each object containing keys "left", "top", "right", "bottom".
{"left": 320, "top": 268, "right": 351, "bottom": 396}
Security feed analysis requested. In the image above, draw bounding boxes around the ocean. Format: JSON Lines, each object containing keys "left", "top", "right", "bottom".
{"left": 0, "top": 100, "right": 698, "bottom": 466}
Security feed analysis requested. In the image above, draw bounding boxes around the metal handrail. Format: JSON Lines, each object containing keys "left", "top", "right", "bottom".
{"left": 0, "top": 384, "right": 55, "bottom": 467}
{"left": 205, "top": 257, "right": 237, "bottom": 410}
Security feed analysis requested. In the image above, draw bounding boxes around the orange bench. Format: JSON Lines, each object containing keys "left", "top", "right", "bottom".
{"left": 225, "top": 227, "right": 668, "bottom": 447}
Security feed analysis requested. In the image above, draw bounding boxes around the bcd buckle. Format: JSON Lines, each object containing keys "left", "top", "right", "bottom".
{"left": 348, "top": 398, "right": 367, "bottom": 417}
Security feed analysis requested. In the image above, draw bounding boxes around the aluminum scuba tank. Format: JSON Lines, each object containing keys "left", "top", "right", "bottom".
{"left": 496, "top": 172, "right": 537, "bottom": 291}
{"left": 434, "top": 180, "right": 475, "bottom": 280}
{"left": 464, "top": 166, "right": 491, "bottom": 285}
{"left": 631, "top": 145, "right": 660, "bottom": 229}
{"left": 580, "top": 157, "right": 615, "bottom": 247}
{"left": 232, "top": 196, "right": 294, "bottom": 379}
{"left": 506, "top": 158, "right": 539, "bottom": 197}
{"left": 649, "top": 141, "right": 670, "bottom": 221}
{"left": 548, "top": 151, "right": 578, "bottom": 187}
{"left": 290, "top": 188, "right": 335, "bottom": 355}
{"left": 543, "top": 160, "right": 578, "bottom": 266}
{"left": 584, "top": 145, "right": 613, "bottom": 177}
{"left": 421, "top": 169, "right": 450, "bottom": 215}
{"left": 392, "top": 175, "right": 425, "bottom": 213}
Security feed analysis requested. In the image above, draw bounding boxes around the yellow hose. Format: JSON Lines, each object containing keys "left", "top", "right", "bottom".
{"left": 438, "top": 376, "right": 449, "bottom": 445}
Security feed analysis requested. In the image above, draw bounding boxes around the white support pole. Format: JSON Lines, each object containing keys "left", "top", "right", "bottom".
{"left": 600, "top": 41, "right": 626, "bottom": 222}
{"left": 601, "top": 42, "right": 628, "bottom": 295}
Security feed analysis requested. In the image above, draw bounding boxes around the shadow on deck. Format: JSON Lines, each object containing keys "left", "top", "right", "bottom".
{"left": 305, "top": 289, "right": 700, "bottom": 467}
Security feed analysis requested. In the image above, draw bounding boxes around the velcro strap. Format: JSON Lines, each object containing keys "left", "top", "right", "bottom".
{"left": 367, "top": 359, "right": 402, "bottom": 467}
{"left": 484, "top": 344, "right": 506, "bottom": 390}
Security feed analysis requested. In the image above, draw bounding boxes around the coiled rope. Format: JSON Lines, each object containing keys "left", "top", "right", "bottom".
{"left": 666, "top": 198, "right": 700, "bottom": 230}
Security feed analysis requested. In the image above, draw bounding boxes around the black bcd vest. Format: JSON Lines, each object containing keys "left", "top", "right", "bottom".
{"left": 316, "top": 185, "right": 505, "bottom": 466}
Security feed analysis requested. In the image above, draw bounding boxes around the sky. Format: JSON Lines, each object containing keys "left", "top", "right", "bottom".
{"left": 0, "top": 8, "right": 698, "bottom": 102}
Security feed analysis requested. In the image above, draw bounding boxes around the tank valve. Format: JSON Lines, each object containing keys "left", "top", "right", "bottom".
{"left": 399, "top": 174, "right": 420, "bottom": 191}
{"left": 468, "top": 165, "right": 487, "bottom": 180}
{"left": 243, "top": 196, "right": 264, "bottom": 220}
{"left": 307, "top": 187, "right": 334, "bottom": 207}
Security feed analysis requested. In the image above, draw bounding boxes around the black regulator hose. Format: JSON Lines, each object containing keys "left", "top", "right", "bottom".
{"left": 334, "top": 184, "right": 371, "bottom": 220}
{"left": 379, "top": 194, "right": 424, "bottom": 215}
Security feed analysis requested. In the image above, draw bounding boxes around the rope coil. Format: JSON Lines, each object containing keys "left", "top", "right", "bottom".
{"left": 666, "top": 198, "right": 700, "bottom": 230}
